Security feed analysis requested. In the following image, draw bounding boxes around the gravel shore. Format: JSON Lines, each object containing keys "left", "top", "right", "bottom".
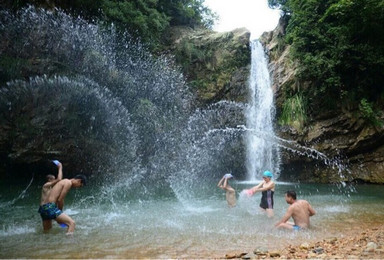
{"left": 224, "top": 224, "right": 384, "bottom": 259}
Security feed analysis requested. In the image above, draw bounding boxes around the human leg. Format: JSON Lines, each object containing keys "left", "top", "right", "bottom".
{"left": 39, "top": 203, "right": 61, "bottom": 232}
{"left": 56, "top": 213, "right": 76, "bottom": 234}
{"left": 276, "top": 222, "right": 294, "bottom": 230}
{"left": 42, "top": 219, "right": 52, "bottom": 231}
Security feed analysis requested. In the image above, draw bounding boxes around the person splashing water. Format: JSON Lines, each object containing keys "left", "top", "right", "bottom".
{"left": 243, "top": 171, "right": 275, "bottom": 218}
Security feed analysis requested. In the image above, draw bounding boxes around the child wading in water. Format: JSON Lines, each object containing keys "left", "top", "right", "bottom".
{"left": 217, "top": 173, "right": 236, "bottom": 207}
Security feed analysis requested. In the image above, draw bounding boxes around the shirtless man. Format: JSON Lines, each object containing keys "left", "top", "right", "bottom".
{"left": 40, "top": 160, "right": 63, "bottom": 206}
{"left": 245, "top": 171, "right": 275, "bottom": 217}
{"left": 38, "top": 174, "right": 86, "bottom": 235}
{"left": 275, "top": 190, "right": 316, "bottom": 230}
{"left": 217, "top": 173, "right": 236, "bottom": 207}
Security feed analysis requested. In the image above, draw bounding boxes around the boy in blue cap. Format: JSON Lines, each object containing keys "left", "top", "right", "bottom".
{"left": 244, "top": 171, "right": 275, "bottom": 217}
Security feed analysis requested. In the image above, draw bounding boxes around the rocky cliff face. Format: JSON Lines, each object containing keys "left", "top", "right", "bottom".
{"left": 166, "top": 26, "right": 251, "bottom": 105}
{"left": 260, "top": 18, "right": 384, "bottom": 183}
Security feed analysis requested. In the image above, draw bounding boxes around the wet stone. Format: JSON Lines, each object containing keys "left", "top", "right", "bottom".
{"left": 253, "top": 248, "right": 268, "bottom": 255}
{"left": 299, "top": 242, "right": 310, "bottom": 250}
{"left": 269, "top": 250, "right": 281, "bottom": 257}
{"left": 365, "top": 241, "right": 378, "bottom": 252}
{"left": 312, "top": 247, "right": 324, "bottom": 254}
{"left": 241, "top": 253, "right": 251, "bottom": 259}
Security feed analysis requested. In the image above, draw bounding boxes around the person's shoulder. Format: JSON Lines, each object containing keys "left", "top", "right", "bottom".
{"left": 298, "top": 200, "right": 311, "bottom": 205}
{"left": 42, "top": 181, "right": 51, "bottom": 187}
{"left": 57, "top": 178, "right": 71, "bottom": 184}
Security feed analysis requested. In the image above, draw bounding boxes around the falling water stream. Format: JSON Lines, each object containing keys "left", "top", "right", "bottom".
{"left": 0, "top": 7, "right": 384, "bottom": 259}
{"left": 245, "top": 40, "right": 280, "bottom": 181}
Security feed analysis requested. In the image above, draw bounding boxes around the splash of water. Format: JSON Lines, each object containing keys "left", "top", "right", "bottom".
{"left": 237, "top": 125, "right": 353, "bottom": 192}
{"left": 0, "top": 7, "right": 192, "bottom": 202}
{"left": 168, "top": 101, "right": 247, "bottom": 203}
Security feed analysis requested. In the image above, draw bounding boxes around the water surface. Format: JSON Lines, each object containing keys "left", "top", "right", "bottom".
{"left": 1, "top": 180, "right": 383, "bottom": 258}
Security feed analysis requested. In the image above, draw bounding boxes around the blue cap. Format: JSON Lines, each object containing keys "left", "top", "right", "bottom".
{"left": 263, "top": 171, "right": 273, "bottom": 178}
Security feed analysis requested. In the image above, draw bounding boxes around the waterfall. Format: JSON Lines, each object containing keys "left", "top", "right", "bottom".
{"left": 245, "top": 40, "right": 280, "bottom": 181}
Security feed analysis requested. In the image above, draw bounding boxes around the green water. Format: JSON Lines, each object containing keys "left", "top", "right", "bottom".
{"left": 0, "top": 179, "right": 383, "bottom": 258}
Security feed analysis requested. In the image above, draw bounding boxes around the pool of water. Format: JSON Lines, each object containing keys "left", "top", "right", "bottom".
{"left": 1, "top": 180, "right": 383, "bottom": 258}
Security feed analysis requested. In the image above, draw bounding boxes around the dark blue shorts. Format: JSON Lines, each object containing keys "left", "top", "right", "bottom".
{"left": 38, "top": 202, "right": 62, "bottom": 220}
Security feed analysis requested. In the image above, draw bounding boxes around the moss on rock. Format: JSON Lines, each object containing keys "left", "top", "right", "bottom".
{"left": 166, "top": 26, "right": 251, "bottom": 105}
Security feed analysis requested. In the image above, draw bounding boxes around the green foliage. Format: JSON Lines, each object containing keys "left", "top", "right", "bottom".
{"left": 270, "top": 0, "right": 384, "bottom": 114}
{"left": 172, "top": 31, "right": 250, "bottom": 102}
{"left": 268, "top": 0, "right": 289, "bottom": 13}
{"left": 279, "top": 93, "right": 307, "bottom": 131}
{"left": 158, "top": 0, "right": 216, "bottom": 29}
{"left": 102, "top": 0, "right": 170, "bottom": 48}
{"left": 358, "top": 98, "right": 383, "bottom": 127}
{"left": 2, "top": 0, "right": 216, "bottom": 50}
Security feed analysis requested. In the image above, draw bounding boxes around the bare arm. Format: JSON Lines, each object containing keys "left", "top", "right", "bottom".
{"left": 217, "top": 177, "right": 225, "bottom": 188}
{"left": 275, "top": 206, "right": 293, "bottom": 227}
{"left": 57, "top": 182, "right": 71, "bottom": 210}
{"left": 44, "top": 162, "right": 64, "bottom": 189}
{"left": 57, "top": 162, "right": 63, "bottom": 180}
{"left": 308, "top": 202, "right": 316, "bottom": 216}
{"left": 250, "top": 182, "right": 264, "bottom": 193}
{"left": 222, "top": 177, "right": 230, "bottom": 190}
{"left": 255, "top": 181, "right": 275, "bottom": 192}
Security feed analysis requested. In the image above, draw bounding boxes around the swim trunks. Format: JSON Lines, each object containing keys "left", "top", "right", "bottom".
{"left": 38, "top": 202, "right": 62, "bottom": 220}
{"left": 260, "top": 190, "right": 274, "bottom": 209}
{"left": 293, "top": 225, "right": 301, "bottom": 231}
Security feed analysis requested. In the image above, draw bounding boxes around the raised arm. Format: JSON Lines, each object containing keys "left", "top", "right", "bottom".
{"left": 57, "top": 162, "right": 63, "bottom": 180}
{"left": 44, "top": 162, "right": 63, "bottom": 188}
{"left": 217, "top": 176, "right": 225, "bottom": 188}
{"left": 222, "top": 177, "right": 229, "bottom": 190}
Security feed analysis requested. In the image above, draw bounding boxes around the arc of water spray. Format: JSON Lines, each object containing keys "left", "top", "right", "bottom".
{"left": 237, "top": 125, "right": 349, "bottom": 177}
{"left": 0, "top": 174, "right": 34, "bottom": 208}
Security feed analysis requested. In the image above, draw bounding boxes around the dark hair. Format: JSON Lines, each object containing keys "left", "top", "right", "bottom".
{"left": 46, "top": 174, "right": 55, "bottom": 182}
{"left": 285, "top": 190, "right": 297, "bottom": 200}
{"left": 74, "top": 174, "right": 87, "bottom": 186}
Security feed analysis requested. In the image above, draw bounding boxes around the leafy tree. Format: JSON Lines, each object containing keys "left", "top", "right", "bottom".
{"left": 102, "top": 0, "right": 170, "bottom": 47}
{"left": 269, "top": 0, "right": 384, "bottom": 116}
{"left": 1, "top": 0, "right": 216, "bottom": 50}
{"left": 158, "top": 0, "right": 216, "bottom": 28}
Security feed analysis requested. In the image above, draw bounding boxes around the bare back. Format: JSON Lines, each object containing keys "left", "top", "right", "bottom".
{"left": 225, "top": 186, "right": 236, "bottom": 207}
{"left": 40, "top": 183, "right": 53, "bottom": 205}
{"left": 290, "top": 200, "right": 315, "bottom": 228}
{"left": 44, "top": 179, "right": 72, "bottom": 206}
